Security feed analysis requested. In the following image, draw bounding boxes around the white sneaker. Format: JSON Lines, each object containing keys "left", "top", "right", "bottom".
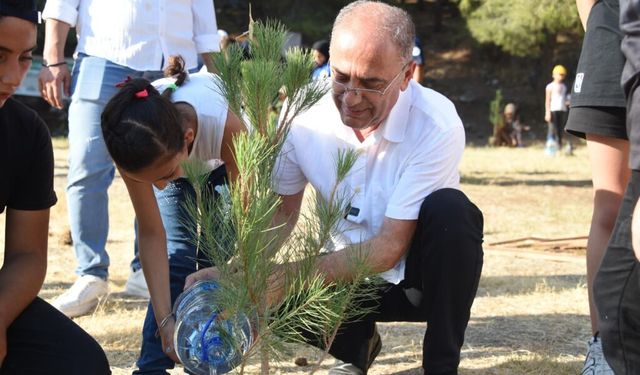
{"left": 124, "top": 268, "right": 150, "bottom": 299}
{"left": 581, "top": 335, "right": 615, "bottom": 375}
{"left": 52, "top": 275, "right": 109, "bottom": 318}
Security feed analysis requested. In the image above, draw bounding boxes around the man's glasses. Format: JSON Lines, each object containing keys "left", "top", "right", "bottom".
{"left": 331, "top": 63, "right": 408, "bottom": 97}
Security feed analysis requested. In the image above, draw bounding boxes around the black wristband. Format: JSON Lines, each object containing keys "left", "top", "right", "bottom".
{"left": 42, "top": 61, "right": 67, "bottom": 68}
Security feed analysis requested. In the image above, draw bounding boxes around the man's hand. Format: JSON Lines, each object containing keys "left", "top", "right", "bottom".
{"left": 544, "top": 111, "right": 551, "bottom": 124}
{"left": 184, "top": 267, "right": 220, "bottom": 290}
{"left": 158, "top": 318, "right": 179, "bottom": 363}
{"left": 38, "top": 64, "right": 71, "bottom": 109}
{"left": 631, "top": 198, "right": 640, "bottom": 261}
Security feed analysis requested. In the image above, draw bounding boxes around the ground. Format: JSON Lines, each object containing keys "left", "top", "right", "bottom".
{"left": 0, "top": 139, "right": 593, "bottom": 374}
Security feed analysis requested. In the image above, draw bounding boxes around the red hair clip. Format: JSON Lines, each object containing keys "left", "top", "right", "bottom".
{"left": 134, "top": 89, "right": 149, "bottom": 98}
{"left": 115, "top": 76, "right": 133, "bottom": 88}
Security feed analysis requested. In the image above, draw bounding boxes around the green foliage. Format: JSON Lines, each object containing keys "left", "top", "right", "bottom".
{"left": 184, "top": 19, "right": 379, "bottom": 374}
{"left": 489, "top": 89, "right": 503, "bottom": 128}
{"left": 458, "top": 0, "right": 580, "bottom": 57}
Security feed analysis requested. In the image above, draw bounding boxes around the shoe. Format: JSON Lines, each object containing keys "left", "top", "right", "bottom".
{"left": 52, "top": 275, "right": 109, "bottom": 318}
{"left": 581, "top": 334, "right": 615, "bottom": 375}
{"left": 329, "top": 326, "right": 382, "bottom": 375}
{"left": 564, "top": 143, "right": 574, "bottom": 156}
{"left": 124, "top": 268, "right": 150, "bottom": 299}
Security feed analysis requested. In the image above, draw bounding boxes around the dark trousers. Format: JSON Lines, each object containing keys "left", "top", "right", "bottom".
{"left": 0, "top": 297, "right": 110, "bottom": 375}
{"left": 320, "top": 189, "right": 484, "bottom": 375}
{"left": 550, "top": 110, "right": 567, "bottom": 146}
{"left": 594, "top": 170, "right": 640, "bottom": 374}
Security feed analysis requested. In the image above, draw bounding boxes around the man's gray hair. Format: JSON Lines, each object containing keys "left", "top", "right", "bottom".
{"left": 331, "top": 0, "right": 415, "bottom": 62}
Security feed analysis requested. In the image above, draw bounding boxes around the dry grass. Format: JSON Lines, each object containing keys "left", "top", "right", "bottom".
{"left": 0, "top": 139, "right": 594, "bottom": 374}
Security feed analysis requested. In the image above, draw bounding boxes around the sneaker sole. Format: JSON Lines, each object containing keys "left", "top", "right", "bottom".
{"left": 53, "top": 295, "right": 105, "bottom": 318}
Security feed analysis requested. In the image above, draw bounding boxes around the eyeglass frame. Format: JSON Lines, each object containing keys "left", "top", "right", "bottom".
{"left": 330, "top": 61, "right": 411, "bottom": 97}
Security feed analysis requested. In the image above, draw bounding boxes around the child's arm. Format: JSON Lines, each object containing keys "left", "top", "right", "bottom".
{"left": 220, "top": 110, "right": 247, "bottom": 183}
{"left": 544, "top": 85, "right": 552, "bottom": 123}
{"left": 121, "top": 174, "right": 179, "bottom": 363}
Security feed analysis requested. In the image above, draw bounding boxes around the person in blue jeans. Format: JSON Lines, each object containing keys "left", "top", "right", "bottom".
{"left": 100, "top": 56, "right": 245, "bottom": 374}
{"left": 37, "top": 0, "right": 221, "bottom": 317}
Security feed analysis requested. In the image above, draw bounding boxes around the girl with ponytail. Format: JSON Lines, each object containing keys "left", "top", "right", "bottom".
{"left": 101, "top": 55, "right": 245, "bottom": 372}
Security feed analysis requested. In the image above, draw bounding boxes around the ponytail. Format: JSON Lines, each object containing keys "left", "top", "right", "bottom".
{"left": 162, "top": 55, "right": 188, "bottom": 100}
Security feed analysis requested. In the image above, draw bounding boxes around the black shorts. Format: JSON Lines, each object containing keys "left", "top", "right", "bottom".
{"left": 565, "top": 106, "right": 627, "bottom": 140}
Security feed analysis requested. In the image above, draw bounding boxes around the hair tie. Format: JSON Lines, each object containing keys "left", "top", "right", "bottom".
{"left": 115, "top": 76, "right": 133, "bottom": 88}
{"left": 166, "top": 83, "right": 178, "bottom": 91}
{"left": 135, "top": 89, "right": 149, "bottom": 98}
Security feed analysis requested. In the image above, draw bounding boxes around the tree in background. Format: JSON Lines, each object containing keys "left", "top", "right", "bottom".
{"left": 458, "top": 0, "right": 580, "bottom": 58}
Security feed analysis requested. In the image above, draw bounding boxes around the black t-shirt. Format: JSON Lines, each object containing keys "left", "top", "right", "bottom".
{"left": 571, "top": 0, "right": 626, "bottom": 108}
{"left": 0, "top": 98, "right": 57, "bottom": 213}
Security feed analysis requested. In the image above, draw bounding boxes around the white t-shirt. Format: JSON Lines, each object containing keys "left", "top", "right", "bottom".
{"left": 273, "top": 80, "right": 465, "bottom": 284}
{"left": 153, "top": 72, "right": 228, "bottom": 169}
{"left": 43, "top": 0, "right": 220, "bottom": 71}
{"left": 546, "top": 81, "right": 568, "bottom": 112}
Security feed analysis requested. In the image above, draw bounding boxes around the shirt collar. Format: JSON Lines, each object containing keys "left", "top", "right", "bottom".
{"left": 381, "top": 81, "right": 413, "bottom": 143}
{"left": 331, "top": 81, "right": 413, "bottom": 144}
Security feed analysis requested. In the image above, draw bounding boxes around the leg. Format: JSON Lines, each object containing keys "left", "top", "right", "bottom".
{"left": 594, "top": 170, "right": 640, "bottom": 374}
{"left": 325, "top": 189, "right": 483, "bottom": 375}
{"left": 402, "top": 188, "right": 484, "bottom": 374}
{"left": 551, "top": 111, "right": 562, "bottom": 146}
{"left": 66, "top": 54, "right": 139, "bottom": 279}
{"left": 585, "top": 134, "right": 630, "bottom": 334}
{"left": 1, "top": 298, "right": 110, "bottom": 375}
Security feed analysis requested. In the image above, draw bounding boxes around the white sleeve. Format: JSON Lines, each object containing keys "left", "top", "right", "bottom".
{"left": 192, "top": 0, "right": 220, "bottom": 53}
{"left": 42, "top": 0, "right": 80, "bottom": 27}
{"left": 385, "top": 125, "right": 465, "bottom": 220}
{"left": 272, "top": 134, "right": 308, "bottom": 196}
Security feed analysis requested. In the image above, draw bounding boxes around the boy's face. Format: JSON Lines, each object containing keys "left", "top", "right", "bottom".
{"left": 553, "top": 72, "right": 566, "bottom": 82}
{"left": 0, "top": 16, "right": 37, "bottom": 108}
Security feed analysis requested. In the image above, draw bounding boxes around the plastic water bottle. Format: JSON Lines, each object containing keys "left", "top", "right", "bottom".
{"left": 544, "top": 136, "right": 558, "bottom": 156}
{"left": 173, "top": 280, "right": 253, "bottom": 375}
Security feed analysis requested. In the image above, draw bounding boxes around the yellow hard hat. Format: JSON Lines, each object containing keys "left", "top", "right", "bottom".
{"left": 552, "top": 65, "right": 567, "bottom": 76}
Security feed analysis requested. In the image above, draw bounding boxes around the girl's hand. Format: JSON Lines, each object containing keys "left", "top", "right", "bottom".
{"left": 158, "top": 317, "right": 179, "bottom": 363}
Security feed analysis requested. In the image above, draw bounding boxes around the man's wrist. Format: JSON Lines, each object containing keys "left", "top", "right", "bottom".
{"left": 41, "top": 60, "right": 67, "bottom": 68}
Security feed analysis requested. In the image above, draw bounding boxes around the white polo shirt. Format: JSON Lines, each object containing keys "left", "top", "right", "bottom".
{"left": 273, "top": 80, "right": 465, "bottom": 284}
{"left": 42, "top": 0, "right": 220, "bottom": 71}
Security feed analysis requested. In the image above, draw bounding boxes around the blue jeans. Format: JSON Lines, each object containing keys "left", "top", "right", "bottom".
{"left": 67, "top": 54, "right": 164, "bottom": 279}
{"left": 134, "top": 166, "right": 227, "bottom": 374}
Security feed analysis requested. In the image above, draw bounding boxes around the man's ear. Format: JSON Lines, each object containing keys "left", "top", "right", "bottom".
{"left": 401, "top": 61, "right": 417, "bottom": 91}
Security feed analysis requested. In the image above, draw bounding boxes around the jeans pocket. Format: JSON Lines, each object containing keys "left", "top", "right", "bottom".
{"left": 72, "top": 55, "right": 107, "bottom": 101}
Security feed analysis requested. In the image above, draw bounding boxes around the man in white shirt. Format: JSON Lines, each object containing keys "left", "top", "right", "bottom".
{"left": 37, "top": 0, "right": 220, "bottom": 373}
{"left": 276, "top": 2, "right": 483, "bottom": 374}
{"left": 188, "top": 2, "right": 483, "bottom": 374}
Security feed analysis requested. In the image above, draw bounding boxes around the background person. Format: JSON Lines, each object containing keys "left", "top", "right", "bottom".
{"left": 545, "top": 64, "right": 570, "bottom": 153}
{"left": 0, "top": 1, "right": 110, "bottom": 373}
{"left": 312, "top": 39, "right": 331, "bottom": 80}
{"left": 37, "top": 0, "right": 221, "bottom": 317}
